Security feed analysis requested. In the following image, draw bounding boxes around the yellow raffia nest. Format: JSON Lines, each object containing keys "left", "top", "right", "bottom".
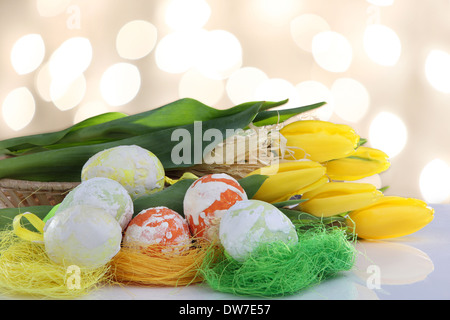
{"left": 108, "top": 241, "right": 210, "bottom": 287}
{"left": 0, "top": 230, "right": 112, "bottom": 299}
{"left": 0, "top": 226, "right": 213, "bottom": 298}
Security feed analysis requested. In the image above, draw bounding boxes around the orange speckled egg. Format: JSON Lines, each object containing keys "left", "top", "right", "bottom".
{"left": 183, "top": 173, "right": 247, "bottom": 241}
{"left": 123, "top": 206, "right": 191, "bottom": 252}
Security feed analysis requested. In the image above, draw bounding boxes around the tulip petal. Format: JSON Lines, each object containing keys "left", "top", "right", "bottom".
{"left": 298, "top": 182, "right": 383, "bottom": 217}
{"left": 346, "top": 196, "right": 434, "bottom": 240}
{"left": 280, "top": 120, "right": 360, "bottom": 163}
{"left": 247, "top": 160, "right": 328, "bottom": 203}
{"left": 325, "top": 147, "right": 390, "bottom": 181}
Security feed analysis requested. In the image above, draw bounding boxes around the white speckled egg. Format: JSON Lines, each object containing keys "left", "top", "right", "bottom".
{"left": 219, "top": 199, "right": 298, "bottom": 262}
{"left": 44, "top": 205, "right": 122, "bottom": 268}
{"left": 183, "top": 173, "right": 247, "bottom": 241}
{"left": 123, "top": 206, "right": 191, "bottom": 253}
{"left": 52, "top": 177, "right": 133, "bottom": 230}
{"left": 81, "top": 145, "right": 165, "bottom": 200}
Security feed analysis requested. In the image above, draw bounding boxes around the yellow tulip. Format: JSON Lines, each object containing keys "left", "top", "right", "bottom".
{"left": 298, "top": 182, "right": 383, "bottom": 217}
{"left": 247, "top": 160, "right": 328, "bottom": 203}
{"left": 346, "top": 196, "right": 434, "bottom": 240}
{"left": 324, "top": 146, "right": 391, "bottom": 181}
{"left": 280, "top": 120, "right": 360, "bottom": 163}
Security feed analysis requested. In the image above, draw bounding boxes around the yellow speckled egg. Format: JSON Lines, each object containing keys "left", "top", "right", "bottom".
{"left": 44, "top": 205, "right": 122, "bottom": 268}
{"left": 81, "top": 145, "right": 165, "bottom": 200}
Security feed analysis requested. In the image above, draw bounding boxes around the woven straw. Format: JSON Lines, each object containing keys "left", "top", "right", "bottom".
{"left": 0, "top": 123, "right": 290, "bottom": 209}
{"left": 0, "top": 179, "right": 79, "bottom": 209}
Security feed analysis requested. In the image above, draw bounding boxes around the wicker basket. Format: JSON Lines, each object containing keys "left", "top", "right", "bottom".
{"left": 0, "top": 124, "right": 287, "bottom": 209}
{"left": 0, "top": 179, "right": 80, "bottom": 209}
{"left": 0, "top": 162, "right": 263, "bottom": 209}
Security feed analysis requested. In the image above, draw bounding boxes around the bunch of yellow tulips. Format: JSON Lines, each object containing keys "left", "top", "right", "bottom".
{"left": 247, "top": 120, "right": 434, "bottom": 240}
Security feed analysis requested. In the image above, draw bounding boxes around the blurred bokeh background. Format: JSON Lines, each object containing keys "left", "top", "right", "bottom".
{"left": 1, "top": 0, "right": 449, "bottom": 204}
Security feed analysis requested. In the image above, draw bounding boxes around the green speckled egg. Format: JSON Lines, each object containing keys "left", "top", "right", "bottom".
{"left": 219, "top": 199, "right": 298, "bottom": 262}
{"left": 47, "top": 177, "right": 133, "bottom": 230}
{"left": 81, "top": 145, "right": 165, "bottom": 200}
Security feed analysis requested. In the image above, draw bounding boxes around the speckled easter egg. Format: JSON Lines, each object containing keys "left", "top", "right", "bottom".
{"left": 47, "top": 177, "right": 133, "bottom": 230}
{"left": 183, "top": 173, "right": 247, "bottom": 241}
{"left": 44, "top": 205, "right": 122, "bottom": 268}
{"left": 81, "top": 145, "right": 165, "bottom": 200}
{"left": 219, "top": 199, "right": 298, "bottom": 262}
{"left": 123, "top": 206, "right": 191, "bottom": 252}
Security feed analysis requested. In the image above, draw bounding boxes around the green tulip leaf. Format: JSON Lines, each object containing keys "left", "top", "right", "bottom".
{"left": 132, "top": 174, "right": 269, "bottom": 218}
{"left": 0, "top": 112, "right": 128, "bottom": 154}
{"left": 132, "top": 179, "right": 196, "bottom": 217}
{"left": 0, "top": 205, "right": 54, "bottom": 232}
{"left": 252, "top": 101, "right": 326, "bottom": 127}
{"left": 238, "top": 174, "right": 269, "bottom": 199}
{"left": 272, "top": 199, "right": 307, "bottom": 208}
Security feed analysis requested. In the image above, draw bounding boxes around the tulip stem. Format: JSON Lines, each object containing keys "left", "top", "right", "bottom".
{"left": 280, "top": 208, "right": 347, "bottom": 231}
{"left": 358, "top": 138, "right": 368, "bottom": 146}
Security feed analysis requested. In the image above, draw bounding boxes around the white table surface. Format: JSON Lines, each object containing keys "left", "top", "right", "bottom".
{"left": 2, "top": 204, "right": 448, "bottom": 301}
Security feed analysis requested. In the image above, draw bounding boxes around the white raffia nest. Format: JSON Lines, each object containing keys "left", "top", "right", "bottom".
{"left": 171, "top": 124, "right": 288, "bottom": 180}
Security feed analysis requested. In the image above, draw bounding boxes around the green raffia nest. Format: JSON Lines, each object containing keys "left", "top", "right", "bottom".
{"left": 199, "top": 225, "right": 356, "bottom": 298}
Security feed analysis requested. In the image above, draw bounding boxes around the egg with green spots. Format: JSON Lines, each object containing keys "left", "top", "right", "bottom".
{"left": 44, "top": 205, "right": 122, "bottom": 268}
{"left": 81, "top": 145, "right": 165, "bottom": 200}
{"left": 45, "top": 177, "right": 133, "bottom": 230}
{"left": 219, "top": 199, "right": 298, "bottom": 262}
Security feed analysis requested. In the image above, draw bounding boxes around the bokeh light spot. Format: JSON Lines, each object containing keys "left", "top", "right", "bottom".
{"left": 420, "top": 159, "right": 450, "bottom": 204}
{"left": 369, "top": 111, "right": 407, "bottom": 158}
{"left": 100, "top": 63, "right": 141, "bottom": 107}
{"left": 312, "top": 31, "right": 353, "bottom": 73}
{"left": 50, "top": 74, "right": 86, "bottom": 111}
{"left": 290, "top": 14, "right": 330, "bottom": 52}
{"left": 364, "top": 24, "right": 401, "bottom": 66}
{"left": 37, "top": 0, "right": 71, "bottom": 17}
{"left": 49, "top": 37, "right": 92, "bottom": 86}
{"left": 35, "top": 62, "right": 52, "bottom": 102}
{"left": 165, "top": 0, "right": 211, "bottom": 30}
{"left": 74, "top": 100, "right": 110, "bottom": 124}
{"left": 2, "top": 87, "right": 35, "bottom": 131}
{"left": 226, "top": 67, "right": 268, "bottom": 105}
{"left": 195, "top": 30, "right": 243, "bottom": 80}
{"left": 254, "top": 78, "right": 300, "bottom": 110}
{"left": 253, "top": 0, "right": 302, "bottom": 25}
{"left": 155, "top": 30, "right": 207, "bottom": 74}
{"left": 116, "top": 20, "right": 158, "bottom": 60}
{"left": 425, "top": 50, "right": 450, "bottom": 94}
{"left": 179, "top": 69, "right": 224, "bottom": 106}
{"left": 11, "top": 34, "right": 46, "bottom": 75}
{"left": 331, "top": 78, "right": 370, "bottom": 122}
{"left": 295, "top": 80, "right": 334, "bottom": 120}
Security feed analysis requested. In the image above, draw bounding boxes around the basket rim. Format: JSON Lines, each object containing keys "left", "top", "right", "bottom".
{"left": 0, "top": 178, "right": 80, "bottom": 192}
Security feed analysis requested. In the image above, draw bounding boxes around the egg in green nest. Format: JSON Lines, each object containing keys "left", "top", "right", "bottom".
{"left": 81, "top": 145, "right": 165, "bottom": 200}
{"left": 219, "top": 199, "right": 298, "bottom": 262}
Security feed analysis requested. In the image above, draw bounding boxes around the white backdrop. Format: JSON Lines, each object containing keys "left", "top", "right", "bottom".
{"left": 1, "top": 0, "right": 449, "bottom": 203}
